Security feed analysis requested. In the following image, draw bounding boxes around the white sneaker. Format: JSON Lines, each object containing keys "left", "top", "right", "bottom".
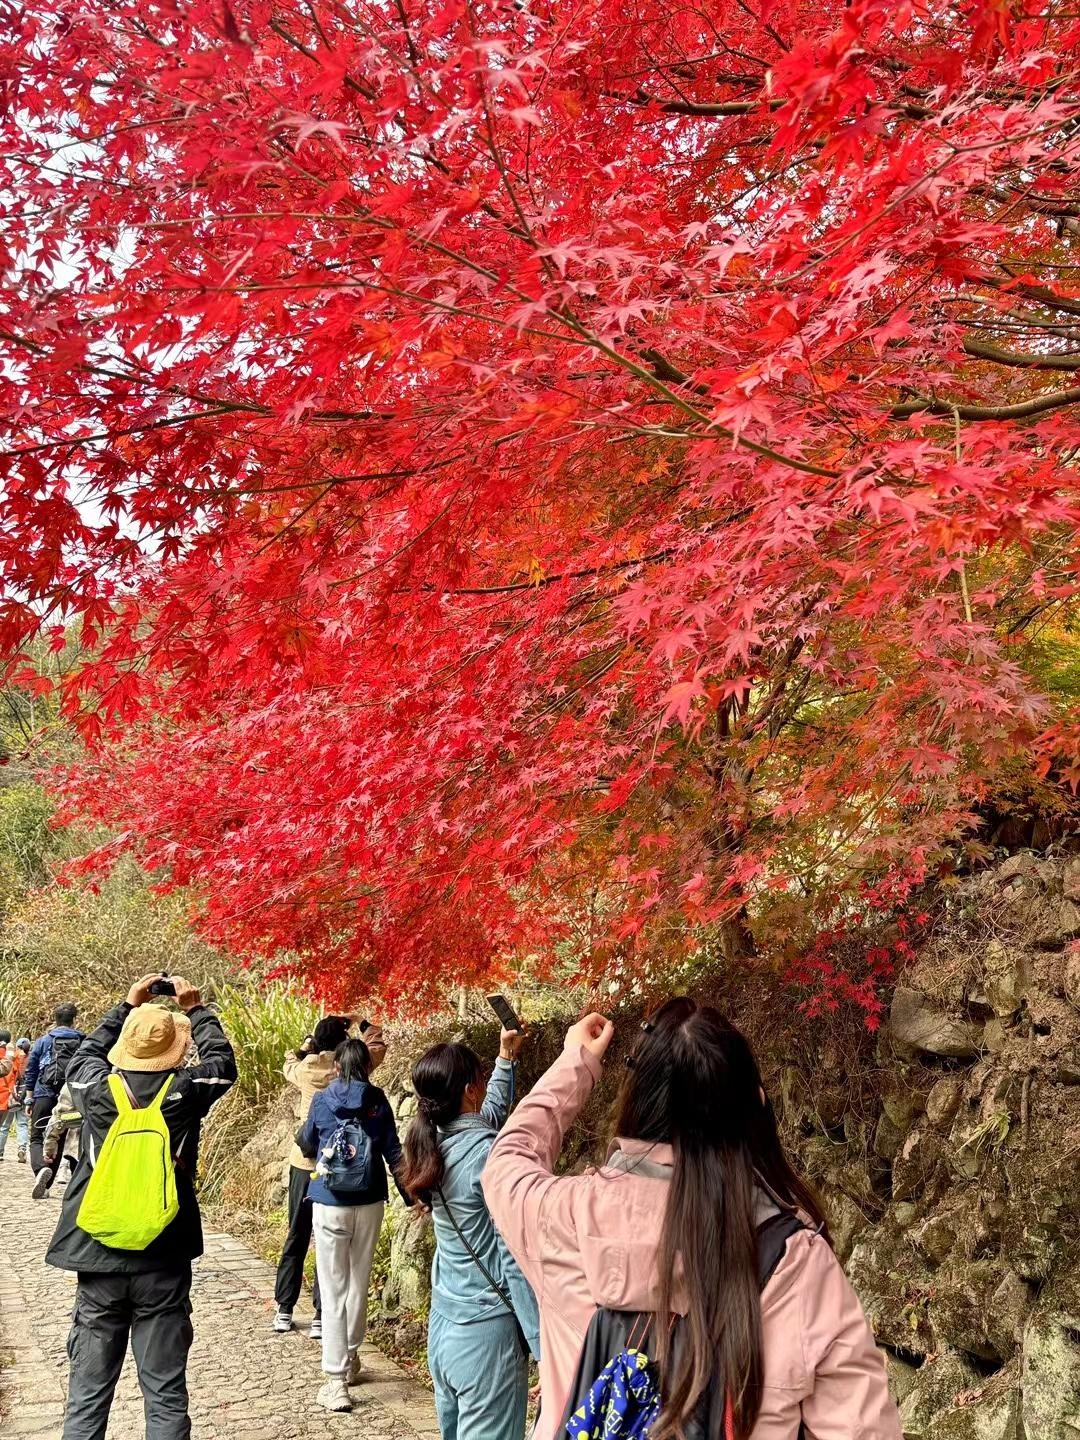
{"left": 316, "top": 1377, "right": 353, "bottom": 1412}
{"left": 310, "top": 1315, "right": 323, "bottom": 1341}
{"left": 347, "top": 1351, "right": 364, "bottom": 1386}
{"left": 272, "top": 1308, "right": 294, "bottom": 1333}
{"left": 31, "top": 1167, "right": 52, "bottom": 1200}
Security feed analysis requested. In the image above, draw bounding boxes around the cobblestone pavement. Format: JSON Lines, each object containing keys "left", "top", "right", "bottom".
{"left": 0, "top": 1148, "right": 439, "bottom": 1439}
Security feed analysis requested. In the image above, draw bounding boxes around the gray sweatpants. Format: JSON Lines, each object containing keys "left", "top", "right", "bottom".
{"left": 62, "top": 1267, "right": 194, "bottom": 1440}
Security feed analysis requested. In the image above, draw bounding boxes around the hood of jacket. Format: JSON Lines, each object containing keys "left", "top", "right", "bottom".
{"left": 323, "top": 1077, "right": 370, "bottom": 1117}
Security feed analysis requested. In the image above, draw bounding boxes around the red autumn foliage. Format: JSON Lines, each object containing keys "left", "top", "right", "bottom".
{"left": 2, "top": 0, "right": 1080, "bottom": 1007}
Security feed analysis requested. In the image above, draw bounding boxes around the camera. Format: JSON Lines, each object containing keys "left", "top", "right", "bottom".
{"left": 149, "top": 973, "right": 176, "bottom": 998}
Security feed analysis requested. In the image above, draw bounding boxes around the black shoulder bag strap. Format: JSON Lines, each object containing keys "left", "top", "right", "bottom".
{"left": 436, "top": 1186, "right": 530, "bottom": 1356}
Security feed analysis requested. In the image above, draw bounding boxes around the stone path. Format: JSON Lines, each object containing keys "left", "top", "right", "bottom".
{"left": 0, "top": 1148, "right": 439, "bottom": 1439}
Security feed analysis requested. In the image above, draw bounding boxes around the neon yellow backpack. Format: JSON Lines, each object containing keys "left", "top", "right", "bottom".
{"left": 76, "top": 1074, "right": 179, "bottom": 1250}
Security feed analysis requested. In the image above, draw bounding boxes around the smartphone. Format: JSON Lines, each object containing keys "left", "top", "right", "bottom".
{"left": 149, "top": 973, "right": 176, "bottom": 998}
{"left": 486, "top": 993, "right": 523, "bottom": 1033}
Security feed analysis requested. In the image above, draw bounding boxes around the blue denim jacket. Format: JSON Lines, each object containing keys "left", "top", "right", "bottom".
{"left": 430, "top": 1060, "right": 540, "bottom": 1357}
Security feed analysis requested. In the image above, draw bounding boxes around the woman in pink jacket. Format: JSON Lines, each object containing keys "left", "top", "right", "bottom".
{"left": 482, "top": 999, "right": 902, "bottom": 1440}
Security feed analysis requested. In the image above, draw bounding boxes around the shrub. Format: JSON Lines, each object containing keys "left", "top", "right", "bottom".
{"left": 1, "top": 857, "right": 222, "bottom": 1030}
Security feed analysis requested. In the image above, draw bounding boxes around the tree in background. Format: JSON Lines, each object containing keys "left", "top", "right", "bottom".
{"left": 2, "top": 0, "right": 1080, "bottom": 1008}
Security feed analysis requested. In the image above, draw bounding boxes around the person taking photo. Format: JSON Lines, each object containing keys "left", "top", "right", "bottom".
{"left": 46, "top": 973, "right": 237, "bottom": 1440}
{"left": 483, "top": 998, "right": 902, "bottom": 1440}
{"left": 402, "top": 1026, "right": 540, "bottom": 1440}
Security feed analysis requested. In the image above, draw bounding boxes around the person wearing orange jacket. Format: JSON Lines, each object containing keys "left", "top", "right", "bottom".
{"left": 0, "top": 1030, "right": 30, "bottom": 1162}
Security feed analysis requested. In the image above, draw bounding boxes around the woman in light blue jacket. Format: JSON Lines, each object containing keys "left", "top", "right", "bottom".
{"left": 401, "top": 1030, "right": 539, "bottom": 1440}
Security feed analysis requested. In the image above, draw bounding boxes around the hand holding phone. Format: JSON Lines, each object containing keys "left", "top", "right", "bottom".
{"left": 487, "top": 994, "right": 526, "bottom": 1062}
{"left": 486, "top": 993, "right": 523, "bottom": 1033}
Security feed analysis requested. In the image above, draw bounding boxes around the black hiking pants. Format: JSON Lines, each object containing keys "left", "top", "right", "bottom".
{"left": 29, "top": 1094, "right": 56, "bottom": 1175}
{"left": 62, "top": 1266, "right": 194, "bottom": 1440}
{"left": 274, "top": 1163, "right": 322, "bottom": 1314}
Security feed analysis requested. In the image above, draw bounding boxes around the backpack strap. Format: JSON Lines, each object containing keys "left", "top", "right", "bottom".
{"left": 437, "top": 1187, "right": 530, "bottom": 1357}
{"left": 108, "top": 1073, "right": 174, "bottom": 1112}
{"left": 756, "top": 1209, "right": 806, "bottom": 1289}
{"left": 436, "top": 1187, "right": 516, "bottom": 1314}
{"left": 104, "top": 1072, "right": 185, "bottom": 1166}
{"left": 106, "top": 1073, "right": 136, "bottom": 1114}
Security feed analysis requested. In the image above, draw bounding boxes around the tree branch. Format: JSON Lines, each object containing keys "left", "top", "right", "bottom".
{"left": 892, "top": 387, "right": 1080, "bottom": 421}
{"left": 962, "top": 337, "right": 1080, "bottom": 371}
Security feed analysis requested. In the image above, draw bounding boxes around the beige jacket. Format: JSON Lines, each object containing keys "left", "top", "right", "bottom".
{"left": 483, "top": 1046, "right": 902, "bottom": 1440}
{"left": 283, "top": 1050, "right": 336, "bottom": 1171}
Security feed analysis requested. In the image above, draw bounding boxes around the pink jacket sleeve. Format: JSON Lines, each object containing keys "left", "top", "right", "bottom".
{"left": 799, "top": 1236, "right": 903, "bottom": 1440}
{"left": 481, "top": 1044, "right": 601, "bottom": 1290}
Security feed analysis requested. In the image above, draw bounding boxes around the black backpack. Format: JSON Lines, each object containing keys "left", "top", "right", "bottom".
{"left": 561, "top": 1211, "right": 807, "bottom": 1440}
{"left": 41, "top": 1032, "right": 83, "bottom": 1095}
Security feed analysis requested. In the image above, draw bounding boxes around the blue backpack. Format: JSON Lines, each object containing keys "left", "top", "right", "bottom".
{"left": 320, "top": 1117, "right": 375, "bottom": 1195}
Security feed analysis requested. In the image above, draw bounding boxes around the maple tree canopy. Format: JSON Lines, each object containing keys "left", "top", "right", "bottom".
{"left": 2, "top": 0, "right": 1080, "bottom": 1010}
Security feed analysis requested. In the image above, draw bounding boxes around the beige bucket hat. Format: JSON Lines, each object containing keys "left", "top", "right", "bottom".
{"left": 107, "top": 1004, "right": 192, "bottom": 1073}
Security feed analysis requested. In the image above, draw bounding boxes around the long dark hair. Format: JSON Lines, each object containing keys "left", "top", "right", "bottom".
{"left": 335, "top": 1037, "right": 371, "bottom": 1084}
{"left": 614, "top": 998, "right": 828, "bottom": 1440}
{"left": 400, "top": 1043, "right": 484, "bottom": 1202}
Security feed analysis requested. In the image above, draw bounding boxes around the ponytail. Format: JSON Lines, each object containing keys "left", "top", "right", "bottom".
{"left": 401, "top": 1043, "right": 484, "bottom": 1203}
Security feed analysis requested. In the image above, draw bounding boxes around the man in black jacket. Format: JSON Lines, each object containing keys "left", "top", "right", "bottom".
{"left": 46, "top": 973, "right": 237, "bottom": 1440}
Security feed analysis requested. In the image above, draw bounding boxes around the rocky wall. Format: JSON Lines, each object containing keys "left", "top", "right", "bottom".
{"left": 842, "top": 850, "right": 1080, "bottom": 1439}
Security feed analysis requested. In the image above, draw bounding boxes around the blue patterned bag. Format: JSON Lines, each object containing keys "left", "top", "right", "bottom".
{"left": 565, "top": 1347, "right": 660, "bottom": 1440}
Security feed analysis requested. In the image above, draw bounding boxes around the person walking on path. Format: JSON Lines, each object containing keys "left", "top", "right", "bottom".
{"left": 273, "top": 1013, "right": 387, "bottom": 1338}
{"left": 0, "top": 1030, "right": 29, "bottom": 1162}
{"left": 297, "top": 1035, "right": 409, "bottom": 1414}
{"left": 46, "top": 973, "right": 237, "bottom": 1440}
{"left": 483, "top": 1000, "right": 902, "bottom": 1440}
{"left": 402, "top": 1029, "right": 540, "bottom": 1440}
{"left": 40, "top": 1079, "right": 83, "bottom": 1191}
{"left": 24, "top": 1003, "right": 83, "bottom": 1184}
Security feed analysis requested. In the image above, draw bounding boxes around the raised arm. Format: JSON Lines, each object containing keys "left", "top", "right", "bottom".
{"left": 479, "top": 1059, "right": 515, "bottom": 1129}
{"left": 480, "top": 1024, "right": 527, "bottom": 1129}
{"left": 65, "top": 1002, "right": 133, "bottom": 1108}
{"left": 283, "top": 1040, "right": 313, "bottom": 1088}
{"left": 482, "top": 1014, "right": 612, "bottom": 1280}
{"left": 184, "top": 1012, "right": 238, "bottom": 1113}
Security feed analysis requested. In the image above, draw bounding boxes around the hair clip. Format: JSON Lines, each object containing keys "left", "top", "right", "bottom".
{"left": 640, "top": 1020, "right": 654, "bottom": 1033}
{"left": 624, "top": 1054, "right": 636, "bottom": 1069}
